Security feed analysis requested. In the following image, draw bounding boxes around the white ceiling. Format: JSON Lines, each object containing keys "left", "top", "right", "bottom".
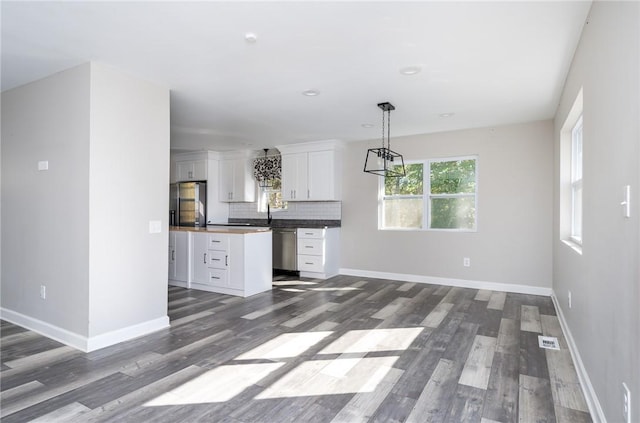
{"left": 1, "top": 1, "right": 591, "bottom": 152}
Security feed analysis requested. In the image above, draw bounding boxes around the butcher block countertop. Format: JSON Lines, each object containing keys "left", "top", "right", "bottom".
{"left": 169, "top": 226, "right": 270, "bottom": 235}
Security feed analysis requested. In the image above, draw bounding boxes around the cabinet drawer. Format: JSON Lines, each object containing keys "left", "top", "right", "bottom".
{"left": 208, "top": 269, "right": 228, "bottom": 287}
{"left": 208, "top": 234, "right": 228, "bottom": 250}
{"left": 298, "top": 255, "right": 324, "bottom": 273}
{"left": 298, "top": 228, "right": 325, "bottom": 239}
{"left": 297, "top": 238, "right": 324, "bottom": 256}
{"left": 208, "top": 250, "right": 227, "bottom": 269}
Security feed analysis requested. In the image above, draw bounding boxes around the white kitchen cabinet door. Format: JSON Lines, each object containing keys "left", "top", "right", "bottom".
{"left": 281, "top": 153, "right": 308, "bottom": 201}
{"left": 219, "top": 159, "right": 255, "bottom": 202}
{"left": 177, "top": 160, "right": 207, "bottom": 181}
{"left": 190, "top": 232, "right": 210, "bottom": 285}
{"left": 307, "top": 150, "right": 336, "bottom": 201}
{"left": 169, "top": 231, "right": 189, "bottom": 283}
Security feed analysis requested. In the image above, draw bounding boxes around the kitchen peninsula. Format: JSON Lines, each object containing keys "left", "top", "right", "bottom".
{"left": 169, "top": 226, "right": 272, "bottom": 297}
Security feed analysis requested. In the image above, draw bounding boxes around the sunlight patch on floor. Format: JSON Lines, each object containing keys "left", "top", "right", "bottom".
{"left": 272, "top": 280, "right": 319, "bottom": 287}
{"left": 256, "top": 356, "right": 399, "bottom": 399}
{"left": 236, "top": 331, "right": 333, "bottom": 360}
{"left": 320, "top": 327, "right": 424, "bottom": 354}
{"left": 144, "top": 362, "right": 284, "bottom": 406}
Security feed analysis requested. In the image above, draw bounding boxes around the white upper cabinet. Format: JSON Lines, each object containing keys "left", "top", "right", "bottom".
{"left": 281, "top": 153, "right": 308, "bottom": 201}
{"left": 176, "top": 159, "right": 207, "bottom": 181}
{"left": 218, "top": 153, "right": 256, "bottom": 202}
{"left": 279, "top": 140, "right": 343, "bottom": 202}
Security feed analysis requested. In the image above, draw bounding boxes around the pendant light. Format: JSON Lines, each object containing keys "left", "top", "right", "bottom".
{"left": 253, "top": 148, "right": 281, "bottom": 189}
{"left": 363, "top": 102, "right": 406, "bottom": 177}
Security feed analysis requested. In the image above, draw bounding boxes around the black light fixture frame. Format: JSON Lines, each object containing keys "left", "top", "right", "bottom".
{"left": 363, "top": 102, "right": 406, "bottom": 178}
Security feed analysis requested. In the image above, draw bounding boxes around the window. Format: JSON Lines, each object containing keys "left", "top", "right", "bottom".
{"left": 258, "top": 177, "right": 287, "bottom": 213}
{"left": 382, "top": 163, "right": 424, "bottom": 229}
{"left": 380, "top": 156, "right": 477, "bottom": 231}
{"left": 570, "top": 115, "right": 583, "bottom": 244}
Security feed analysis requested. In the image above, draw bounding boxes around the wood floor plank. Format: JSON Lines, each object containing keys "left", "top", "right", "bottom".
{"left": 546, "top": 350, "right": 589, "bottom": 413}
{"left": 405, "top": 358, "right": 457, "bottom": 423}
{"left": 520, "top": 305, "right": 542, "bottom": 333}
{"left": 474, "top": 289, "right": 492, "bottom": 301}
{"left": 487, "top": 291, "right": 507, "bottom": 311}
{"left": 331, "top": 367, "right": 404, "bottom": 423}
{"left": 496, "top": 317, "right": 519, "bottom": 355}
{"left": 420, "top": 302, "right": 454, "bottom": 328}
{"left": 519, "top": 374, "right": 556, "bottom": 423}
{"left": 458, "top": 334, "right": 497, "bottom": 390}
{"left": 29, "top": 402, "right": 91, "bottom": 422}
{"left": 446, "top": 384, "right": 485, "bottom": 423}
{"left": 482, "top": 352, "right": 519, "bottom": 423}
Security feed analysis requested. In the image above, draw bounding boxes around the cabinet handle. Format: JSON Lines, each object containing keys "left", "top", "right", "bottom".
{"left": 212, "top": 258, "right": 221, "bottom": 261}
{"left": 304, "top": 232, "right": 314, "bottom": 235}
{"left": 211, "top": 276, "right": 220, "bottom": 280}
{"left": 305, "top": 262, "right": 314, "bottom": 265}
{"left": 203, "top": 253, "right": 207, "bottom": 264}
{"left": 225, "top": 255, "right": 228, "bottom": 266}
{"left": 211, "top": 240, "right": 221, "bottom": 243}
{"left": 305, "top": 246, "right": 313, "bottom": 248}
{"left": 172, "top": 250, "right": 175, "bottom": 260}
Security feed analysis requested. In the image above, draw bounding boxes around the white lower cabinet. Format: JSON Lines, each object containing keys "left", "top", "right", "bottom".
{"left": 186, "top": 230, "right": 272, "bottom": 297}
{"left": 297, "top": 227, "right": 340, "bottom": 279}
{"left": 169, "top": 230, "right": 189, "bottom": 287}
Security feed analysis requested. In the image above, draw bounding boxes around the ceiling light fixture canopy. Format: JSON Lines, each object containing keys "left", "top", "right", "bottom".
{"left": 363, "top": 102, "right": 406, "bottom": 178}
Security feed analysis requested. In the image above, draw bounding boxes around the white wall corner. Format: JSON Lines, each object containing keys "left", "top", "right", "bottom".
{"left": 551, "top": 292, "right": 606, "bottom": 423}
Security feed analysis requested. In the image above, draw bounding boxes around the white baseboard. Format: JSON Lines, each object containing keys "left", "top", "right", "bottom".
{"left": 85, "top": 316, "right": 170, "bottom": 352}
{"left": 0, "top": 307, "right": 169, "bottom": 353}
{"left": 339, "top": 268, "right": 553, "bottom": 296}
{"left": 551, "top": 292, "right": 606, "bottom": 423}
{"left": 0, "top": 307, "right": 88, "bottom": 351}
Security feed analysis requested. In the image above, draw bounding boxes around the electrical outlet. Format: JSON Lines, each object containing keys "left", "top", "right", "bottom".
{"left": 463, "top": 257, "right": 470, "bottom": 267}
{"left": 623, "top": 382, "right": 631, "bottom": 423}
{"left": 40, "top": 285, "right": 46, "bottom": 300}
{"left": 568, "top": 290, "right": 572, "bottom": 309}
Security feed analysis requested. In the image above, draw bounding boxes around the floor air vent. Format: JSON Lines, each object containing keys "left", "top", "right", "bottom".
{"left": 538, "top": 336, "right": 560, "bottom": 350}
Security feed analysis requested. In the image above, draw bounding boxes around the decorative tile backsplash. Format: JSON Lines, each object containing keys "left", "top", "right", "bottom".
{"left": 229, "top": 201, "right": 341, "bottom": 221}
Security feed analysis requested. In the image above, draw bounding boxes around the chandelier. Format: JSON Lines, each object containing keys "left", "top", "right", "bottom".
{"left": 363, "top": 102, "right": 406, "bottom": 177}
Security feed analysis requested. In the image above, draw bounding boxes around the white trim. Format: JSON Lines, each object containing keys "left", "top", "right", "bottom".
{"left": 0, "top": 308, "right": 88, "bottom": 351}
{"left": 338, "top": 268, "right": 552, "bottom": 296}
{"left": 0, "top": 307, "right": 169, "bottom": 352}
{"left": 551, "top": 293, "right": 606, "bottom": 423}
{"left": 85, "top": 316, "right": 169, "bottom": 352}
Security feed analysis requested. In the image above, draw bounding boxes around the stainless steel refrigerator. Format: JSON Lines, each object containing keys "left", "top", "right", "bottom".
{"left": 170, "top": 182, "right": 207, "bottom": 227}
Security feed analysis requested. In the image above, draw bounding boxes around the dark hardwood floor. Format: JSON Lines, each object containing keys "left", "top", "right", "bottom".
{"left": 0, "top": 275, "right": 592, "bottom": 422}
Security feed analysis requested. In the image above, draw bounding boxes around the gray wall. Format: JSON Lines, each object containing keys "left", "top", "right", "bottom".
{"left": 552, "top": 2, "right": 639, "bottom": 421}
{"left": 341, "top": 120, "right": 553, "bottom": 289}
{"left": 1, "top": 62, "right": 170, "bottom": 349}
{"left": 1, "top": 64, "right": 92, "bottom": 336}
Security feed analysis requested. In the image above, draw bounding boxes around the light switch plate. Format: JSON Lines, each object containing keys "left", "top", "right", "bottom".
{"left": 38, "top": 160, "right": 49, "bottom": 171}
{"left": 149, "top": 220, "right": 162, "bottom": 234}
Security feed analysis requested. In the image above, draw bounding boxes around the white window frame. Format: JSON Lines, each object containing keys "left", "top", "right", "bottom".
{"left": 570, "top": 115, "right": 583, "bottom": 245}
{"left": 379, "top": 155, "right": 478, "bottom": 232}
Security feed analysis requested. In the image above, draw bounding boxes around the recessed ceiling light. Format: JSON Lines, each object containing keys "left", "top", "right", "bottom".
{"left": 400, "top": 66, "right": 422, "bottom": 75}
{"left": 361, "top": 123, "right": 374, "bottom": 128}
{"left": 439, "top": 112, "right": 455, "bottom": 118}
{"left": 245, "top": 33, "right": 257, "bottom": 43}
{"left": 302, "top": 89, "right": 320, "bottom": 96}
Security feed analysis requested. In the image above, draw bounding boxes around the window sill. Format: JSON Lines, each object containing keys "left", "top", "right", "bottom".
{"left": 562, "top": 239, "right": 583, "bottom": 255}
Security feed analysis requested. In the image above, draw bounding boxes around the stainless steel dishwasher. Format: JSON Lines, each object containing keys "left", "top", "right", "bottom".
{"left": 272, "top": 228, "right": 297, "bottom": 271}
